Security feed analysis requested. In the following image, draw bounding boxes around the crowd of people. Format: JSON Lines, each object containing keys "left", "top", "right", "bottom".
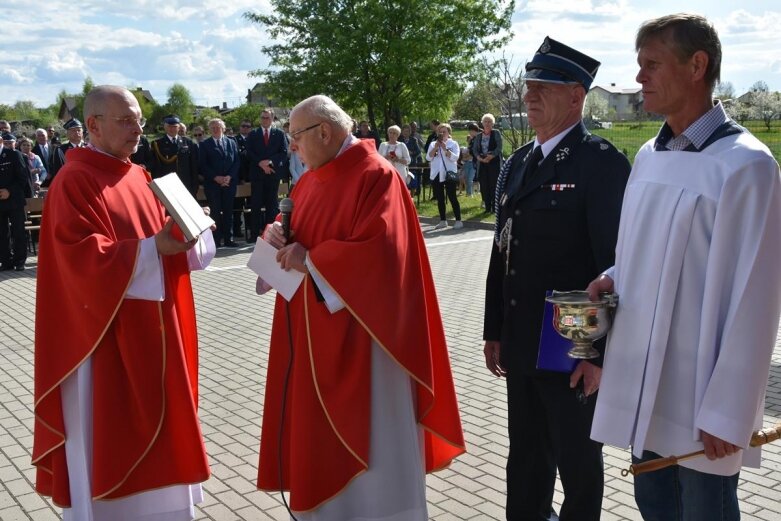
{"left": 1, "top": 103, "right": 504, "bottom": 270}
{"left": 4, "top": 10, "right": 780, "bottom": 521}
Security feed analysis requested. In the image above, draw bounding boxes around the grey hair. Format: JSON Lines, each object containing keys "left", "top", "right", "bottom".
{"left": 207, "top": 118, "right": 226, "bottom": 131}
{"left": 293, "top": 95, "right": 352, "bottom": 133}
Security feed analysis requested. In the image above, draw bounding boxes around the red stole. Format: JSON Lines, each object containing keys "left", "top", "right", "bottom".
{"left": 257, "top": 140, "right": 465, "bottom": 510}
{"left": 32, "top": 148, "right": 209, "bottom": 506}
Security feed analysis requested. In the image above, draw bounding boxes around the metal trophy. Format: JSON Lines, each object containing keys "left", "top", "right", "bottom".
{"left": 545, "top": 290, "right": 618, "bottom": 359}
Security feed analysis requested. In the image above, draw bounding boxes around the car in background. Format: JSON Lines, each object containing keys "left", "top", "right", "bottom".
{"left": 449, "top": 120, "right": 478, "bottom": 130}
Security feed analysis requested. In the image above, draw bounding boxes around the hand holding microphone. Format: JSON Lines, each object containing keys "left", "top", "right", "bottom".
{"left": 263, "top": 198, "right": 294, "bottom": 247}
{"left": 266, "top": 198, "right": 308, "bottom": 273}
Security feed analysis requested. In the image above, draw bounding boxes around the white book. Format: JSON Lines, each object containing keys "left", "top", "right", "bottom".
{"left": 149, "top": 173, "right": 214, "bottom": 241}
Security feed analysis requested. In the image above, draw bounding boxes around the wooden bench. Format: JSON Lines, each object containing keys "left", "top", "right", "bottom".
{"left": 195, "top": 181, "right": 287, "bottom": 202}
{"left": 196, "top": 182, "right": 290, "bottom": 240}
{"left": 25, "top": 197, "right": 45, "bottom": 255}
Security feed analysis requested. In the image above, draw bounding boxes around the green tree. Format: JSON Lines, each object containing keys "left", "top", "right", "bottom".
{"left": 223, "top": 103, "right": 265, "bottom": 130}
{"left": 451, "top": 81, "right": 502, "bottom": 121}
{"left": 12, "top": 101, "right": 41, "bottom": 122}
{"left": 245, "top": 1, "right": 514, "bottom": 131}
{"left": 222, "top": 103, "right": 265, "bottom": 132}
{"left": 72, "top": 77, "right": 95, "bottom": 120}
{"left": 129, "top": 87, "right": 159, "bottom": 122}
{"left": 0, "top": 104, "right": 13, "bottom": 121}
{"left": 82, "top": 76, "right": 95, "bottom": 97}
{"left": 193, "top": 107, "right": 222, "bottom": 130}
{"left": 165, "top": 83, "right": 196, "bottom": 124}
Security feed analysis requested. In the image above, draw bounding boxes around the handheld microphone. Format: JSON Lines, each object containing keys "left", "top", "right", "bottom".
{"left": 279, "top": 198, "right": 294, "bottom": 242}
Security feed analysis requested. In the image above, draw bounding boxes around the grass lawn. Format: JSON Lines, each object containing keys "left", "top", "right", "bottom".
{"left": 417, "top": 119, "right": 781, "bottom": 222}
{"left": 414, "top": 186, "right": 496, "bottom": 223}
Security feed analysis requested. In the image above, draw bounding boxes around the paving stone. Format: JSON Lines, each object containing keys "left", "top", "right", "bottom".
{"left": 2, "top": 228, "right": 780, "bottom": 520}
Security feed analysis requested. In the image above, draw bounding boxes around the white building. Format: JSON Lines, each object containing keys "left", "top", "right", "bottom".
{"left": 590, "top": 84, "right": 643, "bottom": 121}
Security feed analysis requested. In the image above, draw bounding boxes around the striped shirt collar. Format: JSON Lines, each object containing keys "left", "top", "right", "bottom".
{"left": 656, "top": 100, "right": 729, "bottom": 151}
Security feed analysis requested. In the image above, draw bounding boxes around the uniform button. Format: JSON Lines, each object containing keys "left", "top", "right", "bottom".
{"left": 550, "top": 199, "right": 557, "bottom": 206}
{"left": 509, "top": 268, "right": 516, "bottom": 276}
{"left": 514, "top": 209, "right": 521, "bottom": 216}
{"left": 510, "top": 299, "right": 517, "bottom": 306}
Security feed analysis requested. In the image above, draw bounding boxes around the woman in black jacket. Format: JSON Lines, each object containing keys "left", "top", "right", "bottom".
{"left": 472, "top": 113, "right": 503, "bottom": 213}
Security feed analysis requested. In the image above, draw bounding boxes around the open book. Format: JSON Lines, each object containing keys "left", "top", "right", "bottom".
{"left": 149, "top": 173, "right": 214, "bottom": 241}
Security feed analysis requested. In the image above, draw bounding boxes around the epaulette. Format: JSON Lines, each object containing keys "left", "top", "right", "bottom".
{"left": 507, "top": 140, "right": 535, "bottom": 165}
{"left": 583, "top": 133, "right": 617, "bottom": 153}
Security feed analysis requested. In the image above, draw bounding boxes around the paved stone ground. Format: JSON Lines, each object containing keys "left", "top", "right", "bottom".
{"left": 2, "top": 224, "right": 780, "bottom": 520}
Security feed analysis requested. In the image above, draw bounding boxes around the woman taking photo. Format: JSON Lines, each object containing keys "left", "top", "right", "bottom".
{"left": 426, "top": 123, "right": 462, "bottom": 230}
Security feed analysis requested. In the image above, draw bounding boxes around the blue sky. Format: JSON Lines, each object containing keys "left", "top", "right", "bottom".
{"left": 2, "top": 1, "right": 780, "bottom": 108}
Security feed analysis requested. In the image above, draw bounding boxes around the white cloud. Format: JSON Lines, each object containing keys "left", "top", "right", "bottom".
{"left": 6, "top": 68, "right": 31, "bottom": 85}
{"left": 2, "top": 1, "right": 781, "bottom": 109}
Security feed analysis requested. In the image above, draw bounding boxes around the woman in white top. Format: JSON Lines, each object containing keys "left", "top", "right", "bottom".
{"left": 379, "top": 125, "right": 411, "bottom": 185}
{"left": 426, "top": 123, "right": 462, "bottom": 229}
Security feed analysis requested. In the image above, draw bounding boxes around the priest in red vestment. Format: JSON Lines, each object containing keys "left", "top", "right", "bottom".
{"left": 256, "top": 95, "right": 466, "bottom": 520}
{"left": 33, "top": 86, "right": 212, "bottom": 520}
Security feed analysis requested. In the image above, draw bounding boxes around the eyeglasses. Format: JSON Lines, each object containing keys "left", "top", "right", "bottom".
{"left": 95, "top": 115, "right": 146, "bottom": 128}
{"left": 194, "top": 133, "right": 203, "bottom": 137}
{"left": 289, "top": 123, "right": 320, "bottom": 142}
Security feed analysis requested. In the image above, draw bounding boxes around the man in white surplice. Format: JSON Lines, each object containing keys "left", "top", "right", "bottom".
{"left": 587, "top": 14, "right": 781, "bottom": 520}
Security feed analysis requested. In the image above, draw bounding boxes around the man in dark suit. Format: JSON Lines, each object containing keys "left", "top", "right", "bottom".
{"left": 232, "top": 119, "right": 253, "bottom": 238}
{"left": 352, "top": 120, "right": 381, "bottom": 149}
{"left": 0, "top": 132, "right": 29, "bottom": 271}
{"left": 45, "top": 125, "right": 61, "bottom": 146}
{"left": 245, "top": 108, "right": 287, "bottom": 242}
{"left": 33, "top": 129, "right": 53, "bottom": 173}
{"left": 130, "top": 134, "right": 154, "bottom": 171}
{"left": 150, "top": 115, "right": 199, "bottom": 197}
{"left": 45, "top": 118, "right": 85, "bottom": 187}
{"left": 199, "top": 118, "right": 240, "bottom": 247}
{"left": 483, "top": 37, "right": 630, "bottom": 521}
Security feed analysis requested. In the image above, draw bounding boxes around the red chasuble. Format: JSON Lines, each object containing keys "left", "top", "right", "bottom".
{"left": 257, "top": 140, "right": 465, "bottom": 511}
{"left": 32, "top": 148, "right": 209, "bottom": 507}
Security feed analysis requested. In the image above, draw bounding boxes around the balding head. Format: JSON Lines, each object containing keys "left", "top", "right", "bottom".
{"left": 291, "top": 95, "right": 352, "bottom": 136}
{"left": 84, "top": 85, "right": 142, "bottom": 161}
{"left": 84, "top": 85, "right": 135, "bottom": 120}
{"left": 288, "top": 95, "right": 351, "bottom": 170}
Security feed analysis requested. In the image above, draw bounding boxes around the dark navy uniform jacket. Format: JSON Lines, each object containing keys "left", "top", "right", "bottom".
{"left": 484, "top": 121, "right": 631, "bottom": 374}
{"left": 151, "top": 135, "right": 200, "bottom": 196}
{"left": 0, "top": 147, "right": 28, "bottom": 210}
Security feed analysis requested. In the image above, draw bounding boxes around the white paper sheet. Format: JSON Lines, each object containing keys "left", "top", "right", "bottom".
{"left": 246, "top": 239, "right": 305, "bottom": 301}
